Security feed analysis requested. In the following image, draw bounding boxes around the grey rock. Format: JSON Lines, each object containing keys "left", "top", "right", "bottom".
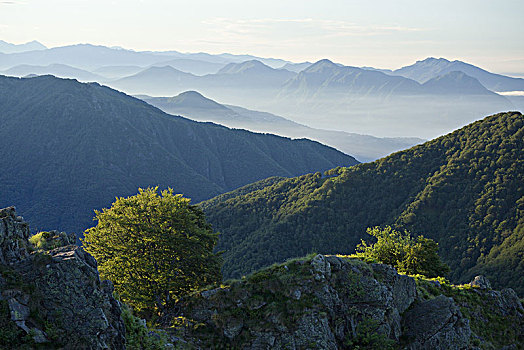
{"left": 499, "top": 288, "right": 524, "bottom": 315}
{"left": 8, "top": 297, "right": 30, "bottom": 321}
{"left": 311, "top": 254, "right": 331, "bottom": 278}
{"left": 248, "top": 331, "right": 276, "bottom": 349}
{"left": 0, "top": 206, "right": 126, "bottom": 349}
{"left": 223, "top": 318, "right": 243, "bottom": 339}
{"left": 293, "top": 312, "right": 337, "bottom": 350}
{"left": 402, "top": 295, "right": 471, "bottom": 349}
{"left": 469, "top": 275, "right": 492, "bottom": 289}
{"left": 371, "top": 263, "right": 417, "bottom": 313}
{"left": 0, "top": 206, "right": 31, "bottom": 264}
{"left": 31, "top": 328, "right": 48, "bottom": 343}
{"left": 481, "top": 287, "right": 524, "bottom": 318}
{"left": 324, "top": 255, "right": 344, "bottom": 271}
{"left": 173, "top": 254, "right": 418, "bottom": 348}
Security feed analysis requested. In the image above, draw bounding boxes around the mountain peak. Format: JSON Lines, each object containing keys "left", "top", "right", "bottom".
{"left": 176, "top": 90, "right": 206, "bottom": 98}
{"left": 217, "top": 60, "right": 273, "bottom": 74}
{"left": 134, "top": 65, "right": 195, "bottom": 78}
{"left": 422, "top": 70, "right": 492, "bottom": 95}
{"left": 167, "top": 90, "right": 226, "bottom": 110}
{"left": 304, "top": 59, "right": 338, "bottom": 72}
{"left": 418, "top": 57, "right": 451, "bottom": 64}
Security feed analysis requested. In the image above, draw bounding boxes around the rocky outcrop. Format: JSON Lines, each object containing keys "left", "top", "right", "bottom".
{"left": 402, "top": 295, "right": 470, "bottom": 349}
{"left": 0, "top": 207, "right": 125, "bottom": 349}
{"left": 0, "top": 206, "right": 31, "bottom": 264}
{"left": 166, "top": 254, "right": 419, "bottom": 349}
{"left": 469, "top": 275, "right": 492, "bottom": 289}
{"left": 166, "top": 255, "right": 523, "bottom": 349}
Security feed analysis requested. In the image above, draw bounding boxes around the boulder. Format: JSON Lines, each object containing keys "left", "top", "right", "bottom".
{"left": 469, "top": 275, "right": 492, "bottom": 289}
{"left": 402, "top": 295, "right": 471, "bottom": 349}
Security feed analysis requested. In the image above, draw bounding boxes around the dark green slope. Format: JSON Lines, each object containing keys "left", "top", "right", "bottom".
{"left": 0, "top": 75, "right": 357, "bottom": 234}
{"left": 201, "top": 112, "right": 524, "bottom": 294}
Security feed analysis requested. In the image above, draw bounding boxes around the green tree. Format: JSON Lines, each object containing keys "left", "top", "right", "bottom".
{"left": 82, "top": 187, "right": 222, "bottom": 314}
{"left": 398, "top": 236, "right": 450, "bottom": 278}
{"left": 356, "top": 226, "right": 449, "bottom": 278}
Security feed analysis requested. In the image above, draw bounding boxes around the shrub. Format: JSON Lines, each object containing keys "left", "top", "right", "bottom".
{"left": 356, "top": 226, "right": 449, "bottom": 278}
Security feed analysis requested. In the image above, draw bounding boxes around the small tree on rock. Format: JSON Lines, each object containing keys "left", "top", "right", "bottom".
{"left": 82, "top": 187, "right": 222, "bottom": 314}
{"left": 356, "top": 226, "right": 449, "bottom": 278}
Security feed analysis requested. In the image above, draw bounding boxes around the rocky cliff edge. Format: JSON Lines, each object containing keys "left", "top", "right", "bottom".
{"left": 166, "top": 254, "right": 523, "bottom": 349}
{"left": 0, "top": 206, "right": 125, "bottom": 349}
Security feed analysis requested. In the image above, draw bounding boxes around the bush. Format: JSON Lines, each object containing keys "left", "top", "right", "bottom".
{"left": 29, "top": 231, "right": 76, "bottom": 251}
{"left": 356, "top": 226, "right": 449, "bottom": 278}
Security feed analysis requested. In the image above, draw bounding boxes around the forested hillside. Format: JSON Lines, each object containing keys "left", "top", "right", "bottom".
{"left": 0, "top": 75, "right": 357, "bottom": 234}
{"left": 202, "top": 112, "right": 524, "bottom": 294}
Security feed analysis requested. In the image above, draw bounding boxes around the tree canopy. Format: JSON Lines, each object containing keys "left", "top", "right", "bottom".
{"left": 82, "top": 187, "right": 222, "bottom": 313}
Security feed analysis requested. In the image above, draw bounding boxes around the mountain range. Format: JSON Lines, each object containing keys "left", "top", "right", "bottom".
{"left": 200, "top": 111, "right": 524, "bottom": 295}
{"left": 0, "top": 74, "right": 357, "bottom": 234}
{"left": 0, "top": 40, "right": 46, "bottom": 54}
{"left": 391, "top": 57, "right": 524, "bottom": 92}
{"left": 272, "top": 59, "right": 514, "bottom": 138}
{"left": 1, "top": 63, "right": 105, "bottom": 82}
{"left": 107, "top": 58, "right": 516, "bottom": 138}
{"left": 108, "top": 60, "right": 297, "bottom": 106}
{"left": 0, "top": 42, "right": 291, "bottom": 72}
{"left": 139, "top": 91, "right": 424, "bottom": 162}
{"left": 0, "top": 42, "right": 521, "bottom": 139}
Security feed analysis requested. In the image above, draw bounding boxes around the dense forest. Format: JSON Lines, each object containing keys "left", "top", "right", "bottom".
{"left": 201, "top": 112, "right": 524, "bottom": 295}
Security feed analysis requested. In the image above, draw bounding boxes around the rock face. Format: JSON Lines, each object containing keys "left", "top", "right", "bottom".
{"left": 0, "top": 207, "right": 125, "bottom": 349}
{"left": 402, "top": 295, "right": 470, "bottom": 349}
{"left": 469, "top": 275, "right": 492, "bottom": 289}
{"left": 167, "top": 254, "right": 419, "bottom": 349}
{"left": 0, "top": 206, "right": 31, "bottom": 264}
{"left": 167, "top": 254, "right": 523, "bottom": 349}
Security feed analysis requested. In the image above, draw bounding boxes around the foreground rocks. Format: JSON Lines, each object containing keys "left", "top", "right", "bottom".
{"left": 402, "top": 295, "right": 470, "bottom": 349}
{"left": 0, "top": 207, "right": 125, "bottom": 349}
{"left": 1, "top": 205, "right": 521, "bottom": 349}
{"left": 165, "top": 254, "right": 523, "bottom": 349}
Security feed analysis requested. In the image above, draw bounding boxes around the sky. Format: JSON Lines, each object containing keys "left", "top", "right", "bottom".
{"left": 1, "top": 0, "right": 523, "bottom": 73}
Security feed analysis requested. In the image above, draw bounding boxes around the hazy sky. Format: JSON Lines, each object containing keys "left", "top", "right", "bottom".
{"left": 1, "top": 0, "right": 523, "bottom": 72}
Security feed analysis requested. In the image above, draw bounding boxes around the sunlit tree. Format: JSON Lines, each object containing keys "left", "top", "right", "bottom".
{"left": 82, "top": 187, "right": 222, "bottom": 314}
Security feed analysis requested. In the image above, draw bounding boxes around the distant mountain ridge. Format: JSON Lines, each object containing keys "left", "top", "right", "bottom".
{"left": 392, "top": 57, "right": 524, "bottom": 92}
{"left": 2, "top": 63, "right": 104, "bottom": 82}
{"left": 0, "top": 43, "right": 292, "bottom": 71}
{"left": 0, "top": 40, "right": 46, "bottom": 53}
{"left": 421, "top": 71, "right": 499, "bottom": 95}
{"left": 0, "top": 43, "right": 520, "bottom": 138}
{"left": 118, "top": 58, "right": 513, "bottom": 139}
{"left": 272, "top": 59, "right": 513, "bottom": 137}
{"left": 140, "top": 91, "right": 424, "bottom": 162}
{"left": 109, "top": 59, "right": 296, "bottom": 106}
{"left": 0, "top": 74, "right": 357, "bottom": 234}
{"left": 280, "top": 59, "right": 420, "bottom": 98}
